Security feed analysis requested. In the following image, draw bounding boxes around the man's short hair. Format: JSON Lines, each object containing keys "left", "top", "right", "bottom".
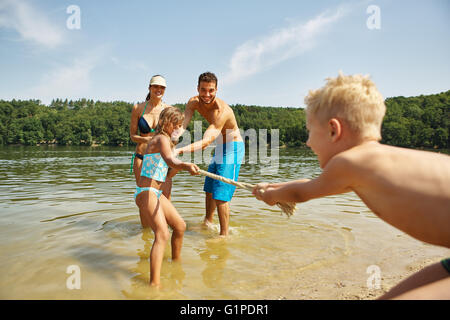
{"left": 198, "top": 72, "right": 218, "bottom": 87}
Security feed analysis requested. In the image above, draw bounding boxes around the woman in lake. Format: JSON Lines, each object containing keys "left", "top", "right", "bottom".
{"left": 129, "top": 75, "right": 175, "bottom": 198}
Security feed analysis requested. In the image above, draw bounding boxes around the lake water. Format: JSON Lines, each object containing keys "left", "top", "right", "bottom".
{"left": 0, "top": 145, "right": 448, "bottom": 299}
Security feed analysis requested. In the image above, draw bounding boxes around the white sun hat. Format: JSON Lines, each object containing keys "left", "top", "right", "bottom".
{"left": 149, "top": 75, "right": 166, "bottom": 87}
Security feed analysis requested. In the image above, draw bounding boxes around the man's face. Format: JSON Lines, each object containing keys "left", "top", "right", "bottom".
{"left": 197, "top": 81, "right": 217, "bottom": 104}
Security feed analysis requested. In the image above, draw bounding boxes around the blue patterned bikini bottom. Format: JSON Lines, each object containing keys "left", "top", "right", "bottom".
{"left": 134, "top": 186, "right": 163, "bottom": 200}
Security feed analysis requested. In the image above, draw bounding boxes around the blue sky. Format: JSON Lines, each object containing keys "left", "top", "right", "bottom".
{"left": 0, "top": 0, "right": 449, "bottom": 107}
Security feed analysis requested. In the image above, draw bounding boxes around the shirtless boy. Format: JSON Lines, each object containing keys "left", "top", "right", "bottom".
{"left": 253, "top": 72, "right": 450, "bottom": 299}
{"left": 176, "top": 72, "right": 244, "bottom": 236}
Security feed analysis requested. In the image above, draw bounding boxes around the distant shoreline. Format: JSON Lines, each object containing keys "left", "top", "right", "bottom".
{"left": 1, "top": 90, "right": 449, "bottom": 149}
{"left": 1, "top": 144, "right": 448, "bottom": 156}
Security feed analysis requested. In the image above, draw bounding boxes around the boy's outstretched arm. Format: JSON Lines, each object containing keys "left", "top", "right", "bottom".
{"left": 253, "top": 156, "right": 354, "bottom": 205}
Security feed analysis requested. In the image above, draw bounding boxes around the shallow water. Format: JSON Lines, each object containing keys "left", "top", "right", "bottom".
{"left": 0, "top": 146, "right": 448, "bottom": 299}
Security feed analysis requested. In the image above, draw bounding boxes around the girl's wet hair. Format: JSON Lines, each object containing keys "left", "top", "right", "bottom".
{"left": 155, "top": 107, "right": 184, "bottom": 146}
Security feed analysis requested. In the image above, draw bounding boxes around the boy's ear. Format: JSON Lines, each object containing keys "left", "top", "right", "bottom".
{"left": 328, "top": 118, "right": 342, "bottom": 142}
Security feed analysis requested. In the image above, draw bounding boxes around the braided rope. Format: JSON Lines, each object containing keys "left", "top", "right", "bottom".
{"left": 198, "top": 169, "right": 296, "bottom": 217}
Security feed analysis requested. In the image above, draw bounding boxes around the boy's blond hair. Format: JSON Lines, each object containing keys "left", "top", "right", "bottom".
{"left": 305, "top": 72, "right": 386, "bottom": 140}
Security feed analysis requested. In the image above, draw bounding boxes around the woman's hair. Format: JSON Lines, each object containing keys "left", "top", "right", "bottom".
{"left": 155, "top": 106, "right": 184, "bottom": 147}
{"left": 145, "top": 74, "right": 165, "bottom": 101}
{"left": 304, "top": 71, "right": 386, "bottom": 141}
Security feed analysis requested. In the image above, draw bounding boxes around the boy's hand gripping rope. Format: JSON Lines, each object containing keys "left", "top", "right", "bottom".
{"left": 198, "top": 169, "right": 296, "bottom": 217}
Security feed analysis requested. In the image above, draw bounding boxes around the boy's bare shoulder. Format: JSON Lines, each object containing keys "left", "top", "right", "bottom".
{"left": 330, "top": 142, "right": 387, "bottom": 172}
{"left": 336, "top": 142, "right": 450, "bottom": 175}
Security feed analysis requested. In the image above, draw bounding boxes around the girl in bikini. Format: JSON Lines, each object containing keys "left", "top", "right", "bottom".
{"left": 134, "top": 106, "right": 199, "bottom": 287}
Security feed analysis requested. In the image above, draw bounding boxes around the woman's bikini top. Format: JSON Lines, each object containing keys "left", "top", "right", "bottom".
{"left": 140, "top": 153, "right": 168, "bottom": 182}
{"left": 138, "top": 101, "right": 157, "bottom": 134}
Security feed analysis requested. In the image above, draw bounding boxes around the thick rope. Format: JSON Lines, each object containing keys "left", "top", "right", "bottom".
{"left": 198, "top": 169, "right": 296, "bottom": 217}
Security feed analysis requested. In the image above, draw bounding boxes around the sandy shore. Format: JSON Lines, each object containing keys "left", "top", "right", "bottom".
{"left": 276, "top": 249, "right": 449, "bottom": 300}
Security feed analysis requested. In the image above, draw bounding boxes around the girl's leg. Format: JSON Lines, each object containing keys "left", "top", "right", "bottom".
{"left": 161, "top": 168, "right": 179, "bottom": 200}
{"left": 136, "top": 192, "right": 170, "bottom": 287}
{"left": 159, "top": 195, "right": 186, "bottom": 261}
{"left": 161, "top": 177, "right": 173, "bottom": 200}
{"left": 137, "top": 191, "right": 156, "bottom": 228}
{"left": 149, "top": 210, "right": 170, "bottom": 287}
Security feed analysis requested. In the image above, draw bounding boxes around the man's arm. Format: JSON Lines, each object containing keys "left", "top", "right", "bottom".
{"left": 182, "top": 100, "right": 195, "bottom": 130}
{"left": 176, "top": 123, "right": 222, "bottom": 154}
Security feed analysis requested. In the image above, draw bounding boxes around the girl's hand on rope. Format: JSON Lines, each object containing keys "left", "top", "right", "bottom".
{"left": 186, "top": 163, "right": 200, "bottom": 175}
{"left": 252, "top": 183, "right": 277, "bottom": 206}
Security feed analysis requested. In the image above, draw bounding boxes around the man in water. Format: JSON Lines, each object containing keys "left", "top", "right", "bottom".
{"left": 175, "top": 72, "right": 244, "bottom": 236}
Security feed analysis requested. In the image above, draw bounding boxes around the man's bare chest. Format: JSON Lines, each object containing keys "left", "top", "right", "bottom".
{"left": 197, "top": 107, "right": 223, "bottom": 125}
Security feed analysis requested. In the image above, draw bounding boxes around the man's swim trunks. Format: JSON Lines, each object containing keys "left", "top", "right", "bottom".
{"left": 441, "top": 258, "right": 450, "bottom": 274}
{"left": 203, "top": 141, "right": 245, "bottom": 202}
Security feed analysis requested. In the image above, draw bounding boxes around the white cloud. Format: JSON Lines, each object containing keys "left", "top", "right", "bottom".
{"left": 0, "top": 0, "right": 63, "bottom": 48}
{"left": 110, "top": 56, "right": 148, "bottom": 71}
{"left": 223, "top": 6, "right": 348, "bottom": 84}
{"left": 29, "top": 51, "right": 104, "bottom": 104}
{"left": 30, "top": 60, "right": 93, "bottom": 104}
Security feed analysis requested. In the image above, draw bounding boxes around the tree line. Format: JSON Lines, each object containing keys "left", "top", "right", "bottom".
{"left": 0, "top": 90, "right": 448, "bottom": 149}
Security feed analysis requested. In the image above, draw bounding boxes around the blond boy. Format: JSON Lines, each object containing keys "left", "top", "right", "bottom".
{"left": 253, "top": 72, "right": 450, "bottom": 299}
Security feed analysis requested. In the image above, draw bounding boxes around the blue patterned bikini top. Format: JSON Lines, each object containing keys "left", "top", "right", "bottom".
{"left": 140, "top": 153, "right": 168, "bottom": 182}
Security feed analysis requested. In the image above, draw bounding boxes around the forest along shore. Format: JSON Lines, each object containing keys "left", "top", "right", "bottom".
{"left": 0, "top": 90, "right": 448, "bottom": 150}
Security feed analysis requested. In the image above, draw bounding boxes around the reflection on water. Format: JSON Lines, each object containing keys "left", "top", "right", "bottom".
{"left": 0, "top": 145, "right": 444, "bottom": 299}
